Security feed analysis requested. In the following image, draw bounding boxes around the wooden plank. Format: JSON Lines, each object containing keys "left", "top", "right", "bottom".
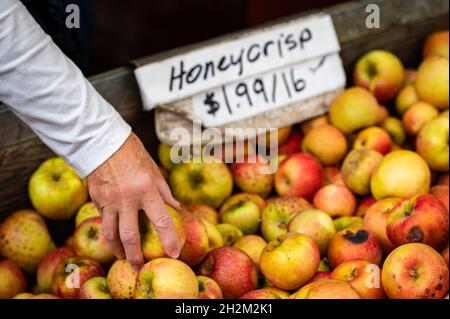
{"left": 0, "top": 0, "right": 449, "bottom": 219}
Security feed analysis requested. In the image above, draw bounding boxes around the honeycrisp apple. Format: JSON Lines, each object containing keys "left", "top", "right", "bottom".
{"left": 353, "top": 50, "right": 405, "bottom": 102}
{"left": 260, "top": 233, "right": 320, "bottom": 290}
{"left": 261, "top": 196, "right": 312, "bottom": 241}
{"left": 329, "top": 87, "right": 380, "bottom": 134}
{"left": 37, "top": 247, "right": 75, "bottom": 293}
{"left": 0, "top": 210, "right": 55, "bottom": 273}
{"left": 79, "top": 276, "right": 112, "bottom": 299}
{"left": 371, "top": 150, "right": 431, "bottom": 200}
{"left": 353, "top": 127, "right": 392, "bottom": 155}
{"left": 179, "top": 212, "right": 209, "bottom": 267}
{"left": 52, "top": 256, "right": 104, "bottom": 299}
{"left": 416, "top": 116, "right": 449, "bottom": 172}
{"left": 140, "top": 205, "right": 186, "bottom": 260}
{"left": 106, "top": 260, "right": 138, "bottom": 299}
{"left": 341, "top": 149, "right": 383, "bottom": 196}
{"left": 327, "top": 227, "right": 382, "bottom": 269}
{"left": 387, "top": 194, "right": 449, "bottom": 250}
{"left": 197, "top": 275, "right": 223, "bottom": 299}
{"left": 0, "top": 260, "right": 27, "bottom": 299}
{"left": 29, "top": 157, "right": 88, "bottom": 220}
{"left": 301, "top": 125, "right": 347, "bottom": 165}
{"left": 275, "top": 153, "right": 323, "bottom": 199}
{"left": 75, "top": 202, "right": 100, "bottom": 227}
{"left": 135, "top": 258, "right": 198, "bottom": 299}
{"left": 313, "top": 185, "right": 357, "bottom": 217}
{"left": 382, "top": 243, "right": 449, "bottom": 299}
{"left": 198, "top": 247, "right": 258, "bottom": 298}
{"left": 415, "top": 56, "right": 449, "bottom": 110}
{"left": 73, "top": 216, "right": 115, "bottom": 265}
{"left": 170, "top": 158, "right": 233, "bottom": 208}
{"left": 231, "top": 155, "right": 274, "bottom": 198}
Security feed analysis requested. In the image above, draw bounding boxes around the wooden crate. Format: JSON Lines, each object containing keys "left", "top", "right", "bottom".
{"left": 0, "top": 0, "right": 448, "bottom": 223}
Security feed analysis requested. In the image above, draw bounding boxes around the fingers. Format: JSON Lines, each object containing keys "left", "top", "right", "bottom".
{"left": 102, "top": 210, "right": 125, "bottom": 260}
{"left": 118, "top": 209, "right": 144, "bottom": 268}
{"left": 156, "top": 177, "right": 181, "bottom": 210}
{"left": 142, "top": 194, "right": 181, "bottom": 259}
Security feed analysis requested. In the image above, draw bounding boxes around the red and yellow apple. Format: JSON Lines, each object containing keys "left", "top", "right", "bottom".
{"left": 197, "top": 275, "right": 223, "bottom": 299}
{"left": 301, "top": 125, "right": 347, "bottom": 165}
{"left": 106, "top": 259, "right": 138, "bottom": 299}
{"left": 313, "top": 185, "right": 357, "bottom": 218}
{"left": 353, "top": 127, "right": 392, "bottom": 155}
{"left": 0, "top": 260, "right": 27, "bottom": 299}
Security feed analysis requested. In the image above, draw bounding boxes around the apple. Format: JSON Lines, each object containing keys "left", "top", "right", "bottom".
{"left": 140, "top": 205, "right": 186, "bottom": 261}
{"left": 179, "top": 212, "right": 209, "bottom": 267}
{"left": 353, "top": 127, "right": 392, "bottom": 155}
{"left": 275, "top": 153, "right": 323, "bottom": 200}
{"left": 355, "top": 196, "right": 376, "bottom": 217}
{"left": 395, "top": 85, "right": 419, "bottom": 115}
{"left": 220, "top": 192, "right": 267, "bottom": 213}
{"left": 327, "top": 227, "right": 383, "bottom": 269}
{"left": 416, "top": 116, "right": 449, "bottom": 172}
{"left": 185, "top": 203, "right": 219, "bottom": 225}
{"left": 0, "top": 209, "right": 55, "bottom": 273}
{"left": 301, "top": 125, "right": 347, "bottom": 165}
{"left": 415, "top": 56, "right": 449, "bottom": 110}
{"left": 292, "top": 279, "right": 361, "bottom": 299}
{"left": 216, "top": 223, "right": 243, "bottom": 246}
{"left": 381, "top": 117, "right": 407, "bottom": 145}
{"left": 73, "top": 216, "right": 115, "bottom": 265}
{"left": 197, "top": 275, "right": 223, "bottom": 299}
{"left": 330, "top": 260, "right": 386, "bottom": 299}
{"left": 75, "top": 202, "right": 100, "bottom": 227}
{"left": 231, "top": 155, "right": 274, "bottom": 198}
{"left": 198, "top": 247, "right": 258, "bottom": 298}
{"left": 377, "top": 105, "right": 389, "bottom": 124}
{"left": 135, "top": 258, "right": 198, "bottom": 299}
{"left": 387, "top": 194, "right": 449, "bottom": 250}
{"left": 333, "top": 216, "right": 364, "bottom": 232}
{"left": 313, "top": 185, "right": 356, "bottom": 218}
{"left": 52, "top": 256, "right": 104, "bottom": 299}
{"left": 423, "top": 30, "right": 449, "bottom": 59}
{"left": 259, "top": 286, "right": 290, "bottom": 299}
{"left": 233, "top": 235, "right": 267, "bottom": 269}
{"left": 261, "top": 196, "right": 313, "bottom": 241}
{"left": 402, "top": 101, "right": 439, "bottom": 135}
{"left": 158, "top": 143, "right": 179, "bottom": 171}
{"left": 353, "top": 50, "right": 404, "bottom": 102}
{"left": 382, "top": 243, "right": 449, "bottom": 299}
{"left": 371, "top": 150, "right": 431, "bottom": 200}
{"left": 322, "top": 166, "right": 345, "bottom": 187}
{"left": 430, "top": 185, "right": 449, "bottom": 210}
{"left": 403, "top": 69, "right": 417, "bottom": 86}
{"left": 107, "top": 259, "right": 138, "bottom": 299}
{"left": 363, "top": 198, "right": 401, "bottom": 253}
{"left": 0, "top": 260, "right": 27, "bottom": 299}
{"left": 329, "top": 87, "right": 380, "bottom": 134}
{"left": 28, "top": 157, "right": 88, "bottom": 220}
{"left": 202, "top": 220, "right": 224, "bottom": 251}
{"left": 219, "top": 198, "right": 260, "bottom": 234}
{"left": 341, "top": 149, "right": 383, "bottom": 196}
{"left": 278, "top": 129, "right": 302, "bottom": 156}
{"left": 37, "top": 247, "right": 75, "bottom": 293}
{"left": 13, "top": 293, "right": 34, "bottom": 299}
{"left": 300, "top": 115, "right": 329, "bottom": 135}
{"left": 240, "top": 289, "right": 280, "bottom": 299}
{"left": 170, "top": 158, "right": 233, "bottom": 208}
{"left": 307, "top": 270, "right": 331, "bottom": 284}
{"left": 439, "top": 174, "right": 449, "bottom": 186}
{"left": 442, "top": 244, "right": 449, "bottom": 266}
{"left": 260, "top": 233, "right": 320, "bottom": 290}
{"left": 79, "top": 276, "right": 112, "bottom": 299}
{"left": 287, "top": 209, "right": 335, "bottom": 255}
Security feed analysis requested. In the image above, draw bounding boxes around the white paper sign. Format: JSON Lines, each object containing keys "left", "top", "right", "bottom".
{"left": 135, "top": 14, "right": 341, "bottom": 109}
{"left": 192, "top": 53, "right": 345, "bottom": 126}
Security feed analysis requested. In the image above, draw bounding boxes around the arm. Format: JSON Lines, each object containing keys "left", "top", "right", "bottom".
{"left": 0, "top": 0, "right": 181, "bottom": 267}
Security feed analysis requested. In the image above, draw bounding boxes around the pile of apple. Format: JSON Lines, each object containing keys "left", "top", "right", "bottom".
{"left": 0, "top": 31, "right": 449, "bottom": 300}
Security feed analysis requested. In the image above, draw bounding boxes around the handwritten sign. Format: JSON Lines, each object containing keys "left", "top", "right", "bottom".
{"left": 192, "top": 53, "right": 345, "bottom": 126}
{"left": 135, "top": 14, "right": 342, "bottom": 110}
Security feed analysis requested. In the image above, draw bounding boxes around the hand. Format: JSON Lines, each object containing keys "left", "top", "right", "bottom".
{"left": 87, "top": 132, "right": 182, "bottom": 269}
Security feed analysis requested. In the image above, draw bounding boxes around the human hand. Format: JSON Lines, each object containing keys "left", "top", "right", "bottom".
{"left": 87, "top": 132, "right": 182, "bottom": 269}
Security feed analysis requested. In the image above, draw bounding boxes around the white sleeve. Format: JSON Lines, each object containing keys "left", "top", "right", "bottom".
{"left": 0, "top": 0, "right": 132, "bottom": 178}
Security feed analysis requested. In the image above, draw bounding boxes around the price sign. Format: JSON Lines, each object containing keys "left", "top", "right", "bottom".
{"left": 135, "top": 14, "right": 343, "bottom": 110}
{"left": 192, "top": 53, "right": 345, "bottom": 126}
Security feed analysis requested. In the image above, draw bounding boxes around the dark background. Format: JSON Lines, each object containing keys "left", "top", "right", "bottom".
{"left": 88, "top": 0, "right": 343, "bottom": 75}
